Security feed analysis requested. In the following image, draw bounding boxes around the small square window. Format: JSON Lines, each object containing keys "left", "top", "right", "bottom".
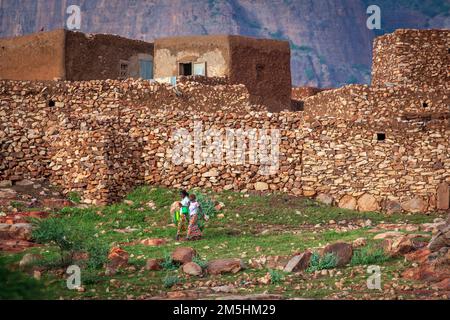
{"left": 377, "top": 133, "right": 386, "bottom": 141}
{"left": 179, "top": 62, "right": 192, "bottom": 76}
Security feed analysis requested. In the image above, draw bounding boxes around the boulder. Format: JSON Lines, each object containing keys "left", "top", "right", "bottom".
{"left": 207, "top": 258, "right": 245, "bottom": 275}
{"left": 171, "top": 247, "right": 196, "bottom": 264}
{"left": 373, "top": 231, "right": 404, "bottom": 240}
{"left": 428, "top": 224, "right": 449, "bottom": 252}
{"left": 323, "top": 242, "right": 353, "bottom": 267}
{"left": 254, "top": 182, "right": 269, "bottom": 191}
{"left": 284, "top": 251, "right": 312, "bottom": 272}
{"left": 383, "top": 199, "right": 402, "bottom": 214}
{"left": 0, "top": 188, "right": 17, "bottom": 199}
{"left": 145, "top": 258, "right": 162, "bottom": 271}
{"left": 15, "top": 179, "right": 35, "bottom": 186}
{"left": 338, "top": 195, "right": 357, "bottom": 210}
{"left": 436, "top": 183, "right": 449, "bottom": 210}
{"left": 383, "top": 236, "right": 414, "bottom": 257}
{"left": 352, "top": 237, "right": 367, "bottom": 248}
{"left": 401, "top": 197, "right": 428, "bottom": 213}
{"left": 107, "top": 247, "right": 129, "bottom": 269}
{"left": 9, "top": 223, "right": 33, "bottom": 240}
{"left": 182, "top": 261, "right": 203, "bottom": 276}
{"left": 0, "top": 180, "right": 12, "bottom": 188}
{"left": 41, "top": 198, "right": 72, "bottom": 209}
{"left": 140, "top": 238, "right": 167, "bottom": 246}
{"left": 316, "top": 193, "right": 333, "bottom": 205}
{"left": 19, "top": 253, "right": 42, "bottom": 269}
{"left": 357, "top": 194, "right": 379, "bottom": 212}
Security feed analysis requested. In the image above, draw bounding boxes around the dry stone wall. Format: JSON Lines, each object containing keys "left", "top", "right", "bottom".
{"left": 371, "top": 29, "right": 450, "bottom": 87}
{"left": 1, "top": 77, "right": 449, "bottom": 211}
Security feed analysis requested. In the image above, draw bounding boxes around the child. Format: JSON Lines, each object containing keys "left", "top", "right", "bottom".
{"left": 187, "top": 194, "right": 202, "bottom": 240}
{"left": 175, "top": 190, "right": 190, "bottom": 240}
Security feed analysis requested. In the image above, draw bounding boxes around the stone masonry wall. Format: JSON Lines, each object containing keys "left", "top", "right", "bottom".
{"left": 371, "top": 29, "right": 450, "bottom": 87}
{"left": 1, "top": 78, "right": 449, "bottom": 212}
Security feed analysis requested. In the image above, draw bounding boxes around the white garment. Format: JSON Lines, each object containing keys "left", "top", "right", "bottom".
{"left": 189, "top": 201, "right": 199, "bottom": 216}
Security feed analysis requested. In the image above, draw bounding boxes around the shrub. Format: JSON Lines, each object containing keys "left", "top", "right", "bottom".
{"left": 192, "top": 190, "right": 217, "bottom": 220}
{"left": 163, "top": 274, "right": 181, "bottom": 288}
{"left": 160, "top": 252, "right": 177, "bottom": 270}
{"left": 31, "top": 218, "right": 108, "bottom": 269}
{"left": 192, "top": 256, "right": 208, "bottom": 269}
{"left": 67, "top": 191, "right": 81, "bottom": 204}
{"left": 306, "top": 252, "right": 337, "bottom": 273}
{"left": 0, "top": 257, "right": 45, "bottom": 299}
{"left": 268, "top": 269, "right": 284, "bottom": 285}
{"left": 351, "top": 246, "right": 389, "bottom": 266}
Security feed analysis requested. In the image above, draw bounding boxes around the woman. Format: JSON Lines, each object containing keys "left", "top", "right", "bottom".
{"left": 187, "top": 194, "right": 202, "bottom": 240}
{"left": 175, "top": 190, "right": 190, "bottom": 240}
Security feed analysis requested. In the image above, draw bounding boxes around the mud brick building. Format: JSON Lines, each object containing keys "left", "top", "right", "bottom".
{"left": 154, "top": 35, "right": 292, "bottom": 111}
{"left": 0, "top": 29, "right": 154, "bottom": 81}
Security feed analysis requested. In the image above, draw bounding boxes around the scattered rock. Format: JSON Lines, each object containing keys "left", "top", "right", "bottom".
{"left": 139, "top": 238, "right": 167, "bottom": 246}
{"left": 352, "top": 237, "right": 367, "bottom": 248}
{"left": 182, "top": 262, "right": 203, "bottom": 276}
{"left": 284, "top": 251, "right": 312, "bottom": 272}
{"left": 373, "top": 231, "right": 404, "bottom": 240}
{"left": 15, "top": 179, "right": 35, "bottom": 186}
{"left": 171, "top": 247, "right": 196, "bottom": 264}
{"left": 207, "top": 258, "right": 245, "bottom": 275}
{"left": 41, "top": 198, "right": 72, "bottom": 209}
{"left": 19, "top": 253, "right": 42, "bottom": 269}
{"left": 0, "top": 180, "right": 12, "bottom": 188}
{"left": 0, "top": 188, "right": 17, "bottom": 199}
{"left": 9, "top": 223, "right": 33, "bottom": 240}
{"left": 323, "top": 242, "right": 353, "bottom": 267}
{"left": 211, "top": 285, "right": 236, "bottom": 293}
{"left": 145, "top": 258, "right": 162, "bottom": 271}
{"left": 383, "top": 236, "right": 414, "bottom": 257}
{"left": 428, "top": 224, "right": 449, "bottom": 252}
{"left": 106, "top": 247, "right": 129, "bottom": 275}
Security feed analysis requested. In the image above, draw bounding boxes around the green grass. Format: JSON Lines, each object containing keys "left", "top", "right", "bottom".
{"left": 0, "top": 186, "right": 444, "bottom": 300}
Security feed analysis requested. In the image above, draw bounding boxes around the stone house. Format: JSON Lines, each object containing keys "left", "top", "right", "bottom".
{"left": 0, "top": 29, "right": 154, "bottom": 81}
{"left": 154, "top": 35, "right": 292, "bottom": 111}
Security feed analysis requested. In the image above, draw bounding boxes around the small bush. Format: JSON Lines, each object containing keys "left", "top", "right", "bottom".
{"left": 67, "top": 191, "right": 81, "bottom": 204}
{"left": 85, "top": 241, "right": 109, "bottom": 269}
{"left": 0, "top": 257, "right": 45, "bottom": 300}
{"left": 192, "top": 256, "right": 208, "bottom": 269}
{"left": 163, "top": 274, "right": 181, "bottom": 288}
{"left": 306, "top": 252, "right": 337, "bottom": 273}
{"left": 192, "top": 191, "right": 218, "bottom": 230}
{"left": 268, "top": 269, "right": 284, "bottom": 285}
{"left": 351, "top": 246, "right": 389, "bottom": 266}
{"left": 160, "top": 252, "right": 177, "bottom": 270}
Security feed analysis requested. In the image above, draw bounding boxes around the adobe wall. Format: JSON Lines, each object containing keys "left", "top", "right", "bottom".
{"left": 154, "top": 35, "right": 231, "bottom": 78}
{"left": 372, "top": 29, "right": 450, "bottom": 87}
{"left": 0, "top": 29, "right": 66, "bottom": 80}
{"left": 1, "top": 79, "right": 448, "bottom": 211}
{"left": 228, "top": 36, "right": 292, "bottom": 112}
{"left": 65, "top": 31, "right": 154, "bottom": 81}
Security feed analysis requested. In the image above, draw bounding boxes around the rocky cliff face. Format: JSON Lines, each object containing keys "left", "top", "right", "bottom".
{"left": 0, "top": 0, "right": 448, "bottom": 86}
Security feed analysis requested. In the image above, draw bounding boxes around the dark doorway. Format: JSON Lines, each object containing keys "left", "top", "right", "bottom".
{"left": 179, "top": 63, "right": 192, "bottom": 76}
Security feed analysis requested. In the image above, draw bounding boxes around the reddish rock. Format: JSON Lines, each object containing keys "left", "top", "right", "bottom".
{"left": 107, "top": 247, "right": 129, "bottom": 269}
{"left": 207, "top": 258, "right": 245, "bottom": 275}
{"left": 41, "top": 198, "right": 72, "bottom": 209}
{"left": 323, "top": 242, "right": 353, "bottom": 267}
{"left": 284, "top": 251, "right": 312, "bottom": 272}
{"left": 405, "top": 248, "right": 431, "bottom": 264}
{"left": 145, "top": 258, "right": 162, "bottom": 271}
{"left": 182, "top": 261, "right": 203, "bottom": 276}
{"left": 171, "top": 247, "right": 196, "bottom": 264}
{"left": 402, "top": 262, "right": 449, "bottom": 283}
{"left": 357, "top": 193, "right": 379, "bottom": 212}
{"left": 436, "top": 183, "right": 449, "bottom": 210}
{"left": 401, "top": 197, "right": 428, "bottom": 213}
{"left": 382, "top": 199, "right": 402, "bottom": 214}
{"left": 140, "top": 238, "right": 167, "bottom": 246}
{"left": 383, "top": 236, "right": 415, "bottom": 257}
{"left": 432, "top": 278, "right": 450, "bottom": 290}
{"left": 338, "top": 195, "right": 357, "bottom": 210}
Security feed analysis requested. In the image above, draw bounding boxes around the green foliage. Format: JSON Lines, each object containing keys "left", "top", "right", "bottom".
{"left": 10, "top": 201, "right": 25, "bottom": 209}
{"left": 351, "top": 246, "right": 389, "bottom": 266}
{"left": 31, "top": 217, "right": 108, "bottom": 268}
{"left": 163, "top": 274, "right": 181, "bottom": 288}
{"left": 0, "top": 257, "right": 45, "bottom": 300}
{"left": 192, "top": 191, "right": 217, "bottom": 219}
{"left": 67, "top": 191, "right": 81, "bottom": 204}
{"left": 268, "top": 269, "right": 284, "bottom": 285}
{"left": 192, "top": 256, "right": 208, "bottom": 269}
{"left": 306, "top": 252, "right": 337, "bottom": 273}
{"left": 160, "top": 252, "right": 177, "bottom": 270}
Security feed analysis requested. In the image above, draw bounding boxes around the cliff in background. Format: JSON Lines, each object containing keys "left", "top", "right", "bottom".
{"left": 0, "top": 0, "right": 448, "bottom": 87}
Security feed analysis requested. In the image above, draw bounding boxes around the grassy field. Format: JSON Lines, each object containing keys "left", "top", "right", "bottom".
{"left": 0, "top": 186, "right": 446, "bottom": 300}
